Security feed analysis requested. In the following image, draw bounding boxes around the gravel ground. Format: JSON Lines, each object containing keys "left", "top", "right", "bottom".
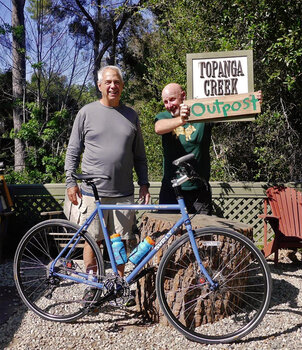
{"left": 0, "top": 251, "right": 301, "bottom": 350}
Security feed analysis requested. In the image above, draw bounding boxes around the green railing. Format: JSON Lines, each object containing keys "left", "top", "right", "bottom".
{"left": 6, "top": 182, "right": 302, "bottom": 250}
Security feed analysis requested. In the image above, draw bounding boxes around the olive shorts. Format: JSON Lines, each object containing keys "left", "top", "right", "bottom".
{"left": 78, "top": 194, "right": 136, "bottom": 241}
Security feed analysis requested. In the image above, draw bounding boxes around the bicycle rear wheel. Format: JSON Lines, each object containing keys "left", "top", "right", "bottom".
{"left": 14, "top": 219, "right": 104, "bottom": 322}
{"left": 156, "top": 227, "right": 272, "bottom": 344}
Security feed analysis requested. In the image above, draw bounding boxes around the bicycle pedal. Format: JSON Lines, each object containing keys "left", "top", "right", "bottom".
{"left": 124, "top": 297, "right": 136, "bottom": 307}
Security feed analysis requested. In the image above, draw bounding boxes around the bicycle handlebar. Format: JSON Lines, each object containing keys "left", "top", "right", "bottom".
{"left": 172, "top": 153, "right": 195, "bottom": 166}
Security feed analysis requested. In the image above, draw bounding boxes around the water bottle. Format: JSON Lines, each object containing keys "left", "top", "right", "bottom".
{"left": 129, "top": 236, "right": 155, "bottom": 265}
{"left": 110, "top": 233, "right": 128, "bottom": 265}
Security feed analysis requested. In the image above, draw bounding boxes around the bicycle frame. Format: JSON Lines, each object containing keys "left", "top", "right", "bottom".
{"left": 51, "top": 196, "right": 216, "bottom": 290}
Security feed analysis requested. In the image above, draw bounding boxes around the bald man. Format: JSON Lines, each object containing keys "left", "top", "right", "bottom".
{"left": 155, "top": 83, "right": 212, "bottom": 214}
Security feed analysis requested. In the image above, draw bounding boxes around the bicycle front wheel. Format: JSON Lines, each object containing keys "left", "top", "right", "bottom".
{"left": 14, "top": 219, "right": 104, "bottom": 322}
{"left": 156, "top": 227, "right": 272, "bottom": 344}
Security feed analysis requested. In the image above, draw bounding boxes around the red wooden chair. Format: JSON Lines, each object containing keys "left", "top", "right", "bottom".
{"left": 259, "top": 186, "right": 302, "bottom": 264}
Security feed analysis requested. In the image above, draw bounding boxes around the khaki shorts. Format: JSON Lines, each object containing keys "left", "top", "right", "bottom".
{"left": 78, "top": 195, "right": 136, "bottom": 241}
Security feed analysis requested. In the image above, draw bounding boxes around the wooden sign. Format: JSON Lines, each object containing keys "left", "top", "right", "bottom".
{"left": 185, "top": 92, "right": 261, "bottom": 123}
{"left": 186, "top": 50, "right": 258, "bottom": 122}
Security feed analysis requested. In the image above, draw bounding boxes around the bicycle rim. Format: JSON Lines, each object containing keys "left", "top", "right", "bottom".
{"left": 156, "top": 227, "right": 272, "bottom": 344}
{"left": 14, "top": 219, "right": 104, "bottom": 322}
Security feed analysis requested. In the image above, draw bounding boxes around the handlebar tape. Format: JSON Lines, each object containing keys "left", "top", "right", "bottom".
{"left": 172, "top": 153, "right": 195, "bottom": 166}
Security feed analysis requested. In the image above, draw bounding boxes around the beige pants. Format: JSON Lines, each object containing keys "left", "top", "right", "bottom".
{"left": 78, "top": 195, "right": 136, "bottom": 241}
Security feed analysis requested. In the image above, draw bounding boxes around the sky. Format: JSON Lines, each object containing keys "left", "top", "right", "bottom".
{"left": 0, "top": 0, "right": 94, "bottom": 84}
{"left": 0, "top": 0, "right": 153, "bottom": 83}
{"left": 0, "top": 0, "right": 12, "bottom": 25}
{"left": 0, "top": 1, "right": 13, "bottom": 72}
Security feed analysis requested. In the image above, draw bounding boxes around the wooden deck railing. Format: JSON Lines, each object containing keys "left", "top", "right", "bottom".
{"left": 6, "top": 182, "right": 302, "bottom": 249}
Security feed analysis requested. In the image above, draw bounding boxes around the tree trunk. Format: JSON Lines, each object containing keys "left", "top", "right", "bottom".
{"left": 12, "top": 0, "right": 26, "bottom": 171}
{"left": 135, "top": 213, "right": 253, "bottom": 323}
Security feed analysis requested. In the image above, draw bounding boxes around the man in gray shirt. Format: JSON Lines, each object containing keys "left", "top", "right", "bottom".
{"left": 65, "top": 65, "right": 150, "bottom": 278}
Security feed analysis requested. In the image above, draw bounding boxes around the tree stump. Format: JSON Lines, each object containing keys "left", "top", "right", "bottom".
{"left": 135, "top": 213, "right": 253, "bottom": 324}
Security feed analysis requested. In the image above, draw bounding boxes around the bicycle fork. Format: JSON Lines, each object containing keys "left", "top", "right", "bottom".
{"left": 177, "top": 196, "right": 218, "bottom": 291}
{"left": 185, "top": 222, "right": 219, "bottom": 291}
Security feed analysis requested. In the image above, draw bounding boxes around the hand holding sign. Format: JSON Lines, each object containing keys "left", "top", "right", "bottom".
{"left": 179, "top": 103, "right": 190, "bottom": 123}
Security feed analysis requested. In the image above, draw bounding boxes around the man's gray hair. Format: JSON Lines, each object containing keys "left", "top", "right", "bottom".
{"left": 97, "top": 65, "right": 124, "bottom": 83}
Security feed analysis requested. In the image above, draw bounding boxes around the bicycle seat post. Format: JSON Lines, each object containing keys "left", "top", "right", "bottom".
{"left": 86, "top": 180, "right": 99, "bottom": 201}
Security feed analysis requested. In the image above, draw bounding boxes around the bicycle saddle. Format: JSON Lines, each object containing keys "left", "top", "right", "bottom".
{"left": 71, "top": 173, "right": 111, "bottom": 181}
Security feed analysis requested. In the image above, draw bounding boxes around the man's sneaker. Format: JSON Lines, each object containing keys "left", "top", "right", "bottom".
{"left": 81, "top": 287, "right": 97, "bottom": 307}
{"left": 124, "top": 289, "right": 136, "bottom": 307}
{"left": 124, "top": 296, "right": 136, "bottom": 307}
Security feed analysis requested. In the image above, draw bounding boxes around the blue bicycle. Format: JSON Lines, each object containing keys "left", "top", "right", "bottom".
{"left": 14, "top": 154, "right": 272, "bottom": 344}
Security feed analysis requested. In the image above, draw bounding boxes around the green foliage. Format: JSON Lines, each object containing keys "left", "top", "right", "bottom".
{"left": 141, "top": 0, "right": 302, "bottom": 182}
{"left": 11, "top": 25, "right": 25, "bottom": 41}
{"left": 26, "top": 0, "right": 53, "bottom": 20}
{"left": 2, "top": 69, "right": 96, "bottom": 184}
{"left": 136, "top": 98, "right": 164, "bottom": 181}
{"left": 3, "top": 0, "right": 302, "bottom": 185}
{"left": 31, "top": 61, "right": 44, "bottom": 70}
{"left": 252, "top": 111, "right": 299, "bottom": 182}
{"left": 5, "top": 169, "right": 48, "bottom": 184}
{"left": 0, "top": 70, "right": 13, "bottom": 167}
{"left": 6, "top": 102, "right": 67, "bottom": 183}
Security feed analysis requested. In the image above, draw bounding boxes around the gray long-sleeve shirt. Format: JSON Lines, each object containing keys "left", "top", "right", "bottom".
{"left": 65, "top": 101, "right": 149, "bottom": 197}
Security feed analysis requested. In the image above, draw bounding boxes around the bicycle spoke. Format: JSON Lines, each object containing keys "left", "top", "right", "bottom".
{"left": 157, "top": 228, "right": 271, "bottom": 344}
{"left": 14, "top": 220, "right": 104, "bottom": 322}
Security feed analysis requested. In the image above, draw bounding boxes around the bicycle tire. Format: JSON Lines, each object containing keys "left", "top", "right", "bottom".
{"left": 156, "top": 227, "right": 272, "bottom": 344}
{"left": 14, "top": 219, "right": 104, "bottom": 322}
